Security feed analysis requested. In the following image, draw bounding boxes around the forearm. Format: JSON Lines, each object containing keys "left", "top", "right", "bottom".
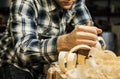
{"left": 13, "top": 34, "right": 59, "bottom": 66}
{"left": 9, "top": 0, "right": 59, "bottom": 67}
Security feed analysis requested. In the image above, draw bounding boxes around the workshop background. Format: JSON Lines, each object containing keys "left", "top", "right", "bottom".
{"left": 0, "top": 0, "right": 120, "bottom": 55}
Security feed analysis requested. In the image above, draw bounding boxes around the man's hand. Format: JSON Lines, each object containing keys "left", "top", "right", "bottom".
{"left": 57, "top": 25, "right": 102, "bottom": 52}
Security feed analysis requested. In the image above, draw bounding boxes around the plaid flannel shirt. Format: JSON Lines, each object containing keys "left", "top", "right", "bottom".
{"left": 3, "top": 0, "right": 93, "bottom": 71}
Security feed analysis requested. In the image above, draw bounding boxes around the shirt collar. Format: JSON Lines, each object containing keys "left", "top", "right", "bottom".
{"left": 40, "top": 0, "right": 57, "bottom": 12}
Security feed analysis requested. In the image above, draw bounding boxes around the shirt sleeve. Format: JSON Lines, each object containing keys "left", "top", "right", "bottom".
{"left": 73, "top": 0, "right": 94, "bottom": 25}
{"left": 9, "top": 0, "right": 58, "bottom": 67}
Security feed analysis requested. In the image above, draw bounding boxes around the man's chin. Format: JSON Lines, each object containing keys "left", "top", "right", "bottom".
{"left": 63, "top": 6, "right": 72, "bottom": 10}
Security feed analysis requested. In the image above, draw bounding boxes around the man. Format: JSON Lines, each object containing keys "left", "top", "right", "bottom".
{"left": 2, "top": 0, "right": 102, "bottom": 79}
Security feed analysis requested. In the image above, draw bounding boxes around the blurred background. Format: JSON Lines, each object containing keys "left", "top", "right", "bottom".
{"left": 0, "top": 0, "right": 11, "bottom": 32}
{"left": 86, "top": 0, "right": 120, "bottom": 55}
{"left": 0, "top": 0, "right": 120, "bottom": 55}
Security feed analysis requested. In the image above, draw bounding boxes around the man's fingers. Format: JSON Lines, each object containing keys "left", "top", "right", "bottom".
{"left": 76, "top": 32, "right": 98, "bottom": 41}
{"left": 75, "top": 25, "right": 97, "bottom": 34}
{"left": 76, "top": 39, "right": 97, "bottom": 47}
{"left": 75, "top": 25, "right": 102, "bottom": 35}
{"left": 96, "top": 28, "right": 102, "bottom": 34}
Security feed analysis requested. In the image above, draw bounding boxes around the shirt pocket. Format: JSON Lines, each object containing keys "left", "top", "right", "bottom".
{"left": 38, "top": 22, "right": 60, "bottom": 38}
